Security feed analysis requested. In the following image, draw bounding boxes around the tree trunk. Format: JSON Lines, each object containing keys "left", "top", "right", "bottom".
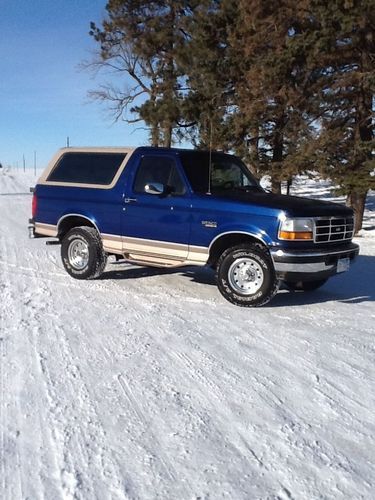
{"left": 271, "top": 136, "right": 282, "bottom": 194}
{"left": 150, "top": 122, "right": 160, "bottom": 147}
{"left": 271, "top": 112, "right": 285, "bottom": 195}
{"left": 346, "top": 190, "right": 367, "bottom": 234}
{"left": 347, "top": 29, "right": 372, "bottom": 235}
{"left": 286, "top": 178, "right": 292, "bottom": 195}
{"left": 271, "top": 179, "right": 281, "bottom": 194}
{"left": 163, "top": 124, "right": 172, "bottom": 148}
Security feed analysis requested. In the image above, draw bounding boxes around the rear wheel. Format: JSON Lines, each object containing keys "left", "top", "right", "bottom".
{"left": 216, "top": 244, "right": 279, "bottom": 307}
{"left": 284, "top": 279, "right": 328, "bottom": 292}
{"left": 61, "top": 226, "right": 107, "bottom": 279}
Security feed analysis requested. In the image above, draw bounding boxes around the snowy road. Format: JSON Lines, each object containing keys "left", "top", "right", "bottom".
{"left": 1, "top": 170, "right": 375, "bottom": 499}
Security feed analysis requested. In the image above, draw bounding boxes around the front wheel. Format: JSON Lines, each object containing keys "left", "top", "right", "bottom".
{"left": 216, "top": 244, "right": 279, "bottom": 307}
{"left": 61, "top": 226, "right": 107, "bottom": 280}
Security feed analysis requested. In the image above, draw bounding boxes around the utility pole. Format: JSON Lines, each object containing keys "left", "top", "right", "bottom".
{"left": 66, "top": 136, "right": 70, "bottom": 148}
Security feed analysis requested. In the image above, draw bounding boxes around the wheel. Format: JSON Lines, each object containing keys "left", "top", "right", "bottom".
{"left": 284, "top": 279, "right": 327, "bottom": 291}
{"left": 61, "top": 226, "right": 107, "bottom": 280}
{"left": 216, "top": 244, "right": 279, "bottom": 307}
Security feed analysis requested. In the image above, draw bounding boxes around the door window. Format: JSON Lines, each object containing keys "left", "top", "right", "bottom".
{"left": 133, "top": 156, "right": 186, "bottom": 195}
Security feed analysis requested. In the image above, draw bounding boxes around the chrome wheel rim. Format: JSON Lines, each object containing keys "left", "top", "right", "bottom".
{"left": 68, "top": 238, "right": 89, "bottom": 270}
{"left": 228, "top": 257, "right": 264, "bottom": 295}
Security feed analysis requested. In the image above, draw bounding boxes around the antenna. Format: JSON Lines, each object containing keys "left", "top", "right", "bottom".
{"left": 207, "top": 119, "right": 213, "bottom": 195}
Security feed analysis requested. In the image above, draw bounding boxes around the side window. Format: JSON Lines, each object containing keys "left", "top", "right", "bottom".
{"left": 133, "top": 156, "right": 186, "bottom": 195}
{"left": 211, "top": 161, "right": 251, "bottom": 189}
{"left": 47, "top": 153, "right": 126, "bottom": 185}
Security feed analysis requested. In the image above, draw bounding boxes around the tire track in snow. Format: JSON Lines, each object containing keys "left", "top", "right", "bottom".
{"left": 88, "top": 295, "right": 271, "bottom": 491}
{"left": 0, "top": 335, "right": 6, "bottom": 497}
{"left": 167, "top": 349, "right": 268, "bottom": 465}
{"left": 72, "top": 301, "right": 194, "bottom": 499}
{"left": 116, "top": 374, "right": 193, "bottom": 499}
{"left": 0, "top": 259, "right": 217, "bottom": 312}
{"left": 0, "top": 201, "right": 128, "bottom": 500}
{"left": 28, "top": 296, "right": 129, "bottom": 500}
{"left": 67, "top": 297, "right": 203, "bottom": 499}
{"left": 146, "top": 314, "right": 324, "bottom": 497}
{"left": 0, "top": 247, "right": 26, "bottom": 500}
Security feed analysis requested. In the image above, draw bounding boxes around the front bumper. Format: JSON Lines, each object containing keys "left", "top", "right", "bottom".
{"left": 270, "top": 242, "right": 359, "bottom": 282}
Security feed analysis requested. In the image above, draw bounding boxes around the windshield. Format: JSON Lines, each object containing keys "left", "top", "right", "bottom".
{"left": 179, "top": 151, "right": 261, "bottom": 194}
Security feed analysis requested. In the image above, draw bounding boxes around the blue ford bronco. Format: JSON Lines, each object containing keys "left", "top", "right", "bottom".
{"left": 29, "top": 147, "right": 359, "bottom": 307}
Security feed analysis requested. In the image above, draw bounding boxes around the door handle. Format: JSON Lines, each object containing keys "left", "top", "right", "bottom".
{"left": 124, "top": 197, "right": 137, "bottom": 204}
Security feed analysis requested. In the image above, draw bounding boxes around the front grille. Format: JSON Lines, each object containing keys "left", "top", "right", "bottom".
{"left": 314, "top": 217, "right": 354, "bottom": 243}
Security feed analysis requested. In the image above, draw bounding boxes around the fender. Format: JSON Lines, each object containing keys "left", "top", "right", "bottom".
{"left": 57, "top": 212, "right": 100, "bottom": 235}
{"left": 208, "top": 223, "right": 275, "bottom": 249}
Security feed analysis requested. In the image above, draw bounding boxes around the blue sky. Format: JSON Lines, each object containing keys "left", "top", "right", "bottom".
{"left": 0, "top": 0, "right": 149, "bottom": 168}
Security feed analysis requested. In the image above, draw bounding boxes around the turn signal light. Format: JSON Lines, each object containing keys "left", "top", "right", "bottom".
{"left": 279, "top": 231, "right": 313, "bottom": 240}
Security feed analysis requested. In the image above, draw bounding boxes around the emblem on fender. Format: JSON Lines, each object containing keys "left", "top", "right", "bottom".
{"left": 201, "top": 220, "right": 217, "bottom": 228}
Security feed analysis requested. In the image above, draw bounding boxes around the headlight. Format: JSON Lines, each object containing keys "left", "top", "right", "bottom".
{"left": 279, "top": 218, "right": 314, "bottom": 240}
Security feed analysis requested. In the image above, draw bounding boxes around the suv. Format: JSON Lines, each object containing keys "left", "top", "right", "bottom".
{"left": 29, "top": 147, "right": 359, "bottom": 307}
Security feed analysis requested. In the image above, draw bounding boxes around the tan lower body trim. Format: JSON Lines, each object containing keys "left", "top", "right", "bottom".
{"left": 34, "top": 226, "right": 208, "bottom": 267}
{"left": 35, "top": 222, "right": 58, "bottom": 237}
{"left": 102, "top": 233, "right": 123, "bottom": 253}
{"left": 101, "top": 234, "right": 209, "bottom": 267}
{"left": 123, "top": 236, "right": 189, "bottom": 260}
{"left": 187, "top": 245, "right": 209, "bottom": 264}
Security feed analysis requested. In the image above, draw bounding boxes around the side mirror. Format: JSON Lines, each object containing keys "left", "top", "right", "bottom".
{"left": 145, "top": 182, "right": 165, "bottom": 195}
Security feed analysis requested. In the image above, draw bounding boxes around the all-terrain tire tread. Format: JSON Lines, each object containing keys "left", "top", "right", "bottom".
{"left": 61, "top": 226, "right": 107, "bottom": 280}
{"left": 216, "top": 243, "right": 279, "bottom": 307}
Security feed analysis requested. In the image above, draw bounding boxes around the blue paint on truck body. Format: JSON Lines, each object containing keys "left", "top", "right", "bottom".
{"left": 31, "top": 146, "right": 359, "bottom": 296}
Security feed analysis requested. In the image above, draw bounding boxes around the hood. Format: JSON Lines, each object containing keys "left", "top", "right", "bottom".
{"left": 212, "top": 189, "right": 353, "bottom": 217}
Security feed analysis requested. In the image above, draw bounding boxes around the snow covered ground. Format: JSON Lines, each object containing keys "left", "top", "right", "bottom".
{"left": 1, "top": 168, "right": 374, "bottom": 500}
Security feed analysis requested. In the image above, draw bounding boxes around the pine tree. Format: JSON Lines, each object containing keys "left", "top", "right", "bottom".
{"left": 303, "top": 0, "right": 375, "bottom": 232}
{"left": 229, "top": 0, "right": 315, "bottom": 192}
{"left": 176, "top": 0, "right": 238, "bottom": 151}
{"left": 86, "top": 1, "right": 373, "bottom": 232}
{"left": 88, "top": 0, "right": 190, "bottom": 146}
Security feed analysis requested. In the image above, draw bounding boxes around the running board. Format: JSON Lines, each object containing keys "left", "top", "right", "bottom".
{"left": 45, "top": 239, "right": 61, "bottom": 246}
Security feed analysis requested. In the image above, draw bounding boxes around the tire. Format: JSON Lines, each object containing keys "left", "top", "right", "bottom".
{"left": 216, "top": 244, "right": 279, "bottom": 307}
{"left": 61, "top": 226, "right": 107, "bottom": 280}
{"left": 284, "top": 279, "right": 327, "bottom": 292}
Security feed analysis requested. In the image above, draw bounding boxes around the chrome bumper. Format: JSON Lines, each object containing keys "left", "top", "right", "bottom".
{"left": 270, "top": 243, "right": 359, "bottom": 275}
{"left": 28, "top": 218, "right": 35, "bottom": 238}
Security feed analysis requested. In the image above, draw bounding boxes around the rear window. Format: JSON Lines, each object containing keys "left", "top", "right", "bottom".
{"left": 47, "top": 152, "right": 126, "bottom": 185}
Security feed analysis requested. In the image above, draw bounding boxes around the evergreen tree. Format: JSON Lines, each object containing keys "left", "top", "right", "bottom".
{"left": 86, "top": 1, "right": 373, "bottom": 232}
{"left": 230, "top": 0, "right": 315, "bottom": 192}
{"left": 176, "top": 0, "right": 237, "bottom": 151}
{"left": 88, "top": 0, "right": 190, "bottom": 146}
{"left": 303, "top": 0, "right": 375, "bottom": 232}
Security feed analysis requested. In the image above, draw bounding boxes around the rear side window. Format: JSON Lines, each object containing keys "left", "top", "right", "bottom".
{"left": 47, "top": 153, "right": 126, "bottom": 185}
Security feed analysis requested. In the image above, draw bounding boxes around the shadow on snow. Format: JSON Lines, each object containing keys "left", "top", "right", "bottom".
{"left": 101, "top": 253, "right": 375, "bottom": 307}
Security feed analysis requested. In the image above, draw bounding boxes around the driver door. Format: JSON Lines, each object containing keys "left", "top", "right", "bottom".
{"left": 121, "top": 154, "right": 191, "bottom": 263}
